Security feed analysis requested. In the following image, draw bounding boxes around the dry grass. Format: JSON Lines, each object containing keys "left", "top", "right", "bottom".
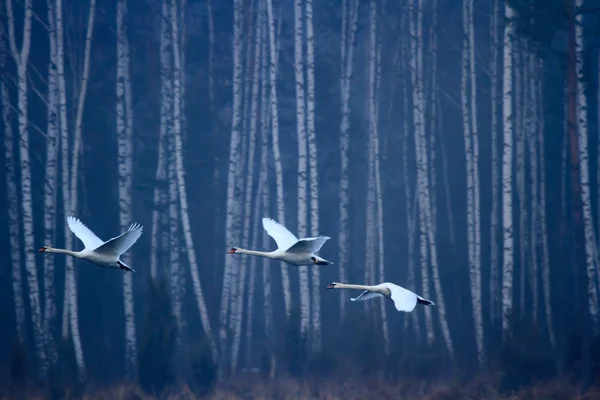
{"left": 2, "top": 379, "right": 600, "bottom": 400}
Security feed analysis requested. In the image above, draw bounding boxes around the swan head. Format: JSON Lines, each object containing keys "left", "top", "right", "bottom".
{"left": 38, "top": 246, "right": 49, "bottom": 252}
{"left": 227, "top": 247, "right": 238, "bottom": 254}
{"left": 326, "top": 282, "right": 339, "bottom": 289}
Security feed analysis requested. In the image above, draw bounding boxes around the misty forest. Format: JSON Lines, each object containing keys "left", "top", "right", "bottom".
{"left": 2, "top": 0, "right": 600, "bottom": 398}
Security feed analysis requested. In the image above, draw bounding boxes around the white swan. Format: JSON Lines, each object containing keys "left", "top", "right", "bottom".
{"left": 227, "top": 217, "right": 333, "bottom": 266}
{"left": 38, "top": 216, "right": 143, "bottom": 272}
{"left": 327, "top": 281, "right": 434, "bottom": 312}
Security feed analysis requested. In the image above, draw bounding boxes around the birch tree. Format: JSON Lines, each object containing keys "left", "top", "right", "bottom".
{"left": 536, "top": 69, "right": 556, "bottom": 347}
{"left": 501, "top": 1, "right": 515, "bottom": 338}
{"left": 220, "top": 0, "right": 244, "bottom": 361}
{"left": 65, "top": 0, "right": 97, "bottom": 380}
{"left": 305, "top": 0, "right": 322, "bottom": 352}
{"left": 42, "top": 0, "right": 60, "bottom": 366}
{"left": 170, "top": 0, "right": 217, "bottom": 360}
{"left": 368, "top": 0, "right": 389, "bottom": 353}
{"left": 259, "top": 21, "right": 275, "bottom": 377}
{"left": 462, "top": 0, "right": 484, "bottom": 364}
{"left": 116, "top": 0, "right": 137, "bottom": 377}
{"left": 231, "top": 9, "right": 262, "bottom": 374}
{"left": 575, "top": 0, "right": 599, "bottom": 327}
{"left": 489, "top": 0, "right": 500, "bottom": 323}
{"left": 266, "top": 0, "right": 292, "bottom": 319}
{"left": 5, "top": 0, "right": 47, "bottom": 377}
{"left": 150, "top": 0, "right": 172, "bottom": 281}
{"left": 294, "top": 0, "right": 311, "bottom": 338}
{"left": 0, "top": 25, "right": 26, "bottom": 346}
{"left": 338, "top": 0, "right": 359, "bottom": 319}
{"left": 410, "top": 0, "right": 454, "bottom": 357}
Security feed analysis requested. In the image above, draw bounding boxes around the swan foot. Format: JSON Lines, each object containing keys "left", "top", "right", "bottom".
{"left": 311, "top": 257, "right": 332, "bottom": 266}
{"left": 117, "top": 260, "right": 135, "bottom": 272}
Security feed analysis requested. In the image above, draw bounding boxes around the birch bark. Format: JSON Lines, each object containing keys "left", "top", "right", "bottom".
{"left": 410, "top": 0, "right": 454, "bottom": 357}
{"left": 305, "top": 0, "right": 322, "bottom": 353}
{"left": 116, "top": 0, "right": 137, "bottom": 376}
{"left": 231, "top": 11, "right": 261, "bottom": 374}
{"left": 43, "top": 0, "right": 60, "bottom": 366}
{"left": 502, "top": 2, "right": 515, "bottom": 338}
{"left": 294, "top": 0, "right": 310, "bottom": 338}
{"left": 489, "top": 0, "right": 500, "bottom": 322}
{"left": 575, "top": 0, "right": 599, "bottom": 327}
{"left": 536, "top": 69, "right": 556, "bottom": 347}
{"left": 0, "top": 27, "right": 26, "bottom": 345}
{"left": 220, "top": 0, "right": 245, "bottom": 360}
{"left": 6, "top": 0, "right": 47, "bottom": 376}
{"left": 170, "top": 0, "right": 218, "bottom": 360}
{"left": 337, "top": 0, "right": 359, "bottom": 319}
{"left": 266, "top": 0, "right": 292, "bottom": 319}
{"left": 150, "top": 0, "right": 172, "bottom": 281}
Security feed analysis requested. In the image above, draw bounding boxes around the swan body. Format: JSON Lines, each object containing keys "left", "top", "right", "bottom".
{"left": 38, "top": 216, "right": 143, "bottom": 272}
{"left": 228, "top": 217, "right": 333, "bottom": 266}
{"left": 327, "top": 281, "right": 434, "bottom": 312}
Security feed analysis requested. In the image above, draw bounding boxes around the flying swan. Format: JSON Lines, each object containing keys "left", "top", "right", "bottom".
{"left": 38, "top": 216, "right": 143, "bottom": 272}
{"left": 327, "top": 282, "right": 435, "bottom": 312}
{"left": 227, "top": 217, "right": 333, "bottom": 266}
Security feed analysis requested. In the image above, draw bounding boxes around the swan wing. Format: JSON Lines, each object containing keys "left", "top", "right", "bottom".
{"left": 286, "top": 236, "right": 331, "bottom": 254}
{"left": 93, "top": 223, "right": 143, "bottom": 257}
{"left": 350, "top": 290, "right": 383, "bottom": 302}
{"left": 67, "top": 216, "right": 105, "bottom": 250}
{"left": 262, "top": 218, "right": 298, "bottom": 251}
{"left": 383, "top": 283, "right": 419, "bottom": 312}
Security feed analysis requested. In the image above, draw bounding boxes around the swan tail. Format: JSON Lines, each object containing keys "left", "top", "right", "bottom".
{"left": 417, "top": 297, "right": 435, "bottom": 306}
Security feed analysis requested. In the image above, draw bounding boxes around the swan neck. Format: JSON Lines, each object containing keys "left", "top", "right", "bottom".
{"left": 237, "top": 248, "right": 274, "bottom": 258}
{"left": 46, "top": 247, "right": 80, "bottom": 257}
{"left": 335, "top": 283, "right": 372, "bottom": 291}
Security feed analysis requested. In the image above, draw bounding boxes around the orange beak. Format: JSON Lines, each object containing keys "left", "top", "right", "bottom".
{"left": 326, "top": 284, "right": 335, "bottom": 289}
{"left": 37, "top": 247, "right": 46, "bottom": 252}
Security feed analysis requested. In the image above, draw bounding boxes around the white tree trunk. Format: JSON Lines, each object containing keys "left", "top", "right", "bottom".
{"left": 231, "top": 11, "right": 261, "bottom": 374}
{"left": 0, "top": 31, "right": 26, "bottom": 345}
{"left": 489, "top": 0, "right": 500, "bottom": 323}
{"left": 57, "top": 0, "right": 72, "bottom": 343}
{"left": 170, "top": 0, "right": 218, "bottom": 360}
{"left": 220, "top": 0, "right": 245, "bottom": 362}
{"left": 116, "top": 0, "right": 137, "bottom": 377}
{"left": 293, "top": 0, "right": 311, "bottom": 339}
{"left": 68, "top": 0, "right": 96, "bottom": 381}
{"left": 515, "top": 46, "right": 527, "bottom": 319}
{"left": 409, "top": 0, "right": 434, "bottom": 345}
{"left": 43, "top": 0, "right": 60, "bottom": 366}
{"left": 462, "top": 0, "right": 484, "bottom": 364}
{"left": 527, "top": 55, "right": 539, "bottom": 322}
{"left": 338, "top": 0, "right": 359, "bottom": 320}
{"left": 501, "top": 1, "right": 515, "bottom": 338}
{"left": 306, "top": 0, "right": 321, "bottom": 353}
{"left": 575, "top": 0, "right": 599, "bottom": 328}
{"left": 266, "top": 0, "right": 292, "bottom": 319}
{"left": 367, "top": 0, "right": 389, "bottom": 353}
{"left": 401, "top": 45, "right": 421, "bottom": 342}
{"left": 150, "top": 0, "right": 172, "bottom": 281}
{"left": 6, "top": 0, "right": 47, "bottom": 377}
{"left": 410, "top": 0, "right": 454, "bottom": 358}
{"left": 536, "top": 68, "right": 556, "bottom": 347}
{"left": 258, "top": 18, "right": 275, "bottom": 370}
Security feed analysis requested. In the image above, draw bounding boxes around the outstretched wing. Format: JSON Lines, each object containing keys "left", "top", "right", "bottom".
{"left": 262, "top": 218, "right": 298, "bottom": 251}
{"left": 286, "top": 236, "right": 331, "bottom": 254}
{"left": 384, "top": 283, "right": 419, "bottom": 312}
{"left": 67, "top": 216, "right": 105, "bottom": 250}
{"left": 94, "top": 223, "right": 143, "bottom": 257}
{"left": 350, "top": 290, "right": 383, "bottom": 302}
